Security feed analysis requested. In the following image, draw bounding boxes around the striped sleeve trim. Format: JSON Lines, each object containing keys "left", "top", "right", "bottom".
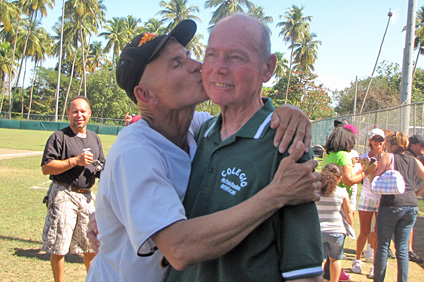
{"left": 254, "top": 113, "right": 272, "bottom": 139}
{"left": 282, "top": 266, "right": 323, "bottom": 280}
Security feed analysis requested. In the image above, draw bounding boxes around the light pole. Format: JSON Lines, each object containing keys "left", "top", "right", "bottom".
{"left": 354, "top": 76, "right": 373, "bottom": 115}
{"left": 359, "top": 10, "right": 393, "bottom": 114}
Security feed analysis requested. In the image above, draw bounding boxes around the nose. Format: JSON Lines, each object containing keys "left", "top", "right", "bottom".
{"left": 189, "top": 59, "right": 202, "bottom": 73}
{"left": 210, "top": 55, "right": 229, "bottom": 75}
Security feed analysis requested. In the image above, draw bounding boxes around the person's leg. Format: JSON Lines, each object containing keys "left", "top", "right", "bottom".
{"left": 394, "top": 206, "right": 418, "bottom": 282}
{"left": 329, "top": 258, "right": 341, "bottom": 282}
{"left": 356, "top": 210, "right": 373, "bottom": 260}
{"left": 408, "top": 229, "right": 414, "bottom": 252}
{"left": 42, "top": 185, "right": 77, "bottom": 282}
{"left": 51, "top": 254, "right": 65, "bottom": 282}
{"left": 374, "top": 207, "right": 397, "bottom": 282}
{"left": 83, "top": 252, "right": 96, "bottom": 272}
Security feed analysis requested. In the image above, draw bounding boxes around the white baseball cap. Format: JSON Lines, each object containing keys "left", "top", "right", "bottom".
{"left": 370, "top": 128, "right": 385, "bottom": 139}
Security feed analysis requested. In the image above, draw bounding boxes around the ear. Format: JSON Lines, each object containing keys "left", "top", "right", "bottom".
{"left": 262, "top": 54, "right": 277, "bottom": 83}
{"left": 134, "top": 85, "right": 158, "bottom": 106}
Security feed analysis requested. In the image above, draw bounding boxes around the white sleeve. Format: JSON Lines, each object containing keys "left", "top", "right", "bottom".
{"left": 190, "top": 111, "right": 213, "bottom": 135}
{"left": 106, "top": 145, "right": 187, "bottom": 254}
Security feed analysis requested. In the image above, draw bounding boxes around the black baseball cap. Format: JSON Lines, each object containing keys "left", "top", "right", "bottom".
{"left": 116, "top": 19, "right": 197, "bottom": 104}
{"left": 409, "top": 134, "right": 424, "bottom": 146}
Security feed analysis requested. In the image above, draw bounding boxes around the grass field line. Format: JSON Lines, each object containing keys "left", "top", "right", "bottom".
{"left": 31, "top": 181, "right": 51, "bottom": 190}
{"left": 1, "top": 151, "right": 43, "bottom": 157}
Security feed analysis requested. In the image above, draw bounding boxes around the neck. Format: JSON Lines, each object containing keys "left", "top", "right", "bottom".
{"left": 142, "top": 107, "right": 195, "bottom": 153}
{"left": 219, "top": 98, "right": 264, "bottom": 141}
{"left": 369, "top": 147, "right": 382, "bottom": 157}
{"left": 70, "top": 126, "right": 86, "bottom": 137}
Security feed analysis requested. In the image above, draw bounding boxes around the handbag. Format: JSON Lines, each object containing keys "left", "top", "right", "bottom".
{"left": 371, "top": 153, "right": 405, "bottom": 195}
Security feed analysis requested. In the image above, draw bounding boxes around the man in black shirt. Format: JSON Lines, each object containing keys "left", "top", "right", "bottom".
{"left": 41, "top": 96, "right": 105, "bottom": 282}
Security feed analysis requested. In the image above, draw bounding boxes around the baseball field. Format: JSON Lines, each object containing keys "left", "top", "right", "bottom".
{"left": 0, "top": 128, "right": 422, "bottom": 281}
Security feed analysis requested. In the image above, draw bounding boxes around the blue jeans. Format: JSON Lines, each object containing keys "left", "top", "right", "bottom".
{"left": 374, "top": 206, "right": 418, "bottom": 282}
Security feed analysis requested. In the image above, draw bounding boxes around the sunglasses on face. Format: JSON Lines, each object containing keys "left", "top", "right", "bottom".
{"left": 372, "top": 137, "right": 385, "bottom": 142}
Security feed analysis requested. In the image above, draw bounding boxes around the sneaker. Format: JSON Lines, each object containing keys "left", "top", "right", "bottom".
{"left": 365, "top": 247, "right": 374, "bottom": 263}
{"left": 388, "top": 248, "right": 396, "bottom": 259}
{"left": 409, "top": 251, "right": 424, "bottom": 263}
{"left": 339, "top": 269, "right": 351, "bottom": 281}
{"left": 368, "top": 265, "right": 374, "bottom": 279}
{"left": 351, "top": 258, "right": 362, "bottom": 274}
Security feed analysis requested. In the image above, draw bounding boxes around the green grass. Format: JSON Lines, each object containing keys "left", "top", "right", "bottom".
{"left": 0, "top": 128, "right": 117, "bottom": 154}
{"left": 0, "top": 129, "right": 116, "bottom": 281}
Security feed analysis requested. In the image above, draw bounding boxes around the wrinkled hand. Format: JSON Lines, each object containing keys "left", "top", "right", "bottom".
{"left": 270, "top": 141, "right": 321, "bottom": 207}
{"left": 270, "top": 104, "right": 311, "bottom": 154}
{"left": 75, "top": 151, "right": 94, "bottom": 166}
{"left": 87, "top": 212, "right": 100, "bottom": 253}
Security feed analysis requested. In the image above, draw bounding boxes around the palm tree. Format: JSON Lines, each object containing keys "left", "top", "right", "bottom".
{"left": 52, "top": 15, "right": 81, "bottom": 121}
{"left": 144, "top": 18, "right": 166, "bottom": 34}
{"left": 123, "top": 15, "right": 142, "bottom": 37}
{"left": 0, "top": 40, "right": 13, "bottom": 113}
{"left": 98, "top": 17, "right": 129, "bottom": 121}
{"left": 27, "top": 26, "right": 52, "bottom": 118}
{"left": 273, "top": 51, "right": 288, "bottom": 79}
{"left": 292, "top": 33, "right": 321, "bottom": 73}
{"left": 0, "top": 0, "right": 21, "bottom": 32}
{"left": 2, "top": 12, "right": 24, "bottom": 118}
{"left": 157, "top": 0, "right": 201, "bottom": 32}
{"left": 247, "top": 3, "right": 273, "bottom": 33}
{"left": 86, "top": 41, "right": 106, "bottom": 73}
{"left": 65, "top": 0, "right": 105, "bottom": 97}
{"left": 276, "top": 5, "right": 312, "bottom": 103}
{"left": 205, "top": 0, "right": 253, "bottom": 27}
{"left": 187, "top": 34, "right": 206, "bottom": 60}
{"left": 10, "top": 0, "right": 54, "bottom": 116}
{"left": 412, "top": 7, "right": 424, "bottom": 79}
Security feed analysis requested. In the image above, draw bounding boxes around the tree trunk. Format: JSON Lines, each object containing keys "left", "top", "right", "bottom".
{"left": 10, "top": 12, "right": 34, "bottom": 116}
{"left": 0, "top": 73, "right": 6, "bottom": 114}
{"left": 61, "top": 53, "right": 77, "bottom": 121}
{"left": 285, "top": 46, "right": 294, "bottom": 104}
{"left": 21, "top": 57, "right": 28, "bottom": 116}
{"left": 27, "top": 60, "right": 39, "bottom": 120}
{"left": 100, "top": 54, "right": 116, "bottom": 122}
{"left": 7, "top": 20, "right": 21, "bottom": 119}
{"left": 80, "top": 27, "right": 87, "bottom": 97}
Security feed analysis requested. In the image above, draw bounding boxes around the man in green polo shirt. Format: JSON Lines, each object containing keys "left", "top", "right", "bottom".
{"left": 167, "top": 14, "right": 323, "bottom": 282}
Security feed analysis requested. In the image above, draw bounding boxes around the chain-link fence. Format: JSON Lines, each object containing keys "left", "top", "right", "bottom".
{"left": 312, "top": 102, "right": 424, "bottom": 156}
{"left": 0, "top": 111, "right": 125, "bottom": 126}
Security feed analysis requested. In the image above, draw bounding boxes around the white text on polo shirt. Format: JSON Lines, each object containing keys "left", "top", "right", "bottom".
{"left": 220, "top": 167, "right": 248, "bottom": 195}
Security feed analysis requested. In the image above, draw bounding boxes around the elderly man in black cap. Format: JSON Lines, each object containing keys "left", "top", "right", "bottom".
{"left": 86, "top": 20, "right": 320, "bottom": 282}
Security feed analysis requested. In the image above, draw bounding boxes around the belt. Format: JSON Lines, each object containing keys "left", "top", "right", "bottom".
{"left": 52, "top": 180, "right": 91, "bottom": 194}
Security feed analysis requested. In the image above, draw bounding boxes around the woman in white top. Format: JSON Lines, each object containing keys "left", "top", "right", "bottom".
{"left": 317, "top": 163, "right": 353, "bottom": 282}
{"left": 352, "top": 128, "right": 385, "bottom": 275}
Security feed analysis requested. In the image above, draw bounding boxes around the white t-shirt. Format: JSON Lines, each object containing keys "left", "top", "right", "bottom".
{"left": 359, "top": 152, "right": 381, "bottom": 200}
{"left": 316, "top": 187, "right": 349, "bottom": 234}
{"left": 86, "top": 112, "right": 211, "bottom": 282}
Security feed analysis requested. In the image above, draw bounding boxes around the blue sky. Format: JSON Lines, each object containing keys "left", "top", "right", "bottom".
{"left": 39, "top": 0, "right": 422, "bottom": 94}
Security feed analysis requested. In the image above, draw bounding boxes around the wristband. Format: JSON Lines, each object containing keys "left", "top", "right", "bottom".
{"left": 68, "top": 158, "right": 75, "bottom": 167}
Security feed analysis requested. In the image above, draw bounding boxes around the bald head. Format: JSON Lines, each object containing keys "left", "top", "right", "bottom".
{"left": 211, "top": 14, "right": 271, "bottom": 62}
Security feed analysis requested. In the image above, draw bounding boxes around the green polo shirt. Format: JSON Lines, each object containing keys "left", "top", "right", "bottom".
{"left": 167, "top": 98, "right": 323, "bottom": 282}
